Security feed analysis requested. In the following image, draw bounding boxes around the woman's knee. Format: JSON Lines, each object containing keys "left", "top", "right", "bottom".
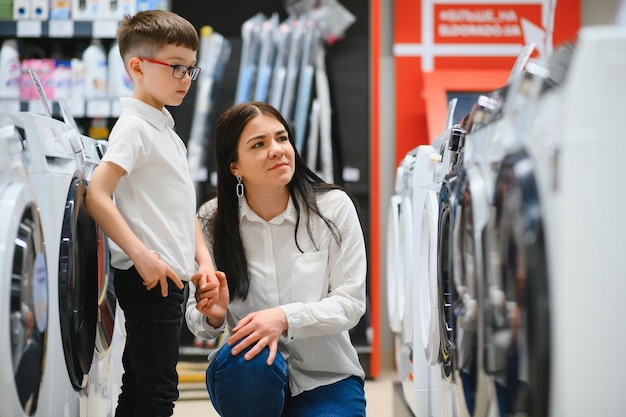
{"left": 209, "top": 342, "right": 288, "bottom": 385}
{"left": 206, "top": 343, "right": 289, "bottom": 417}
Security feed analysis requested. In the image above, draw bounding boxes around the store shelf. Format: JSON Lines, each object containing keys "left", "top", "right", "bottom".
{"left": 0, "top": 98, "right": 122, "bottom": 118}
{"left": 0, "top": 19, "right": 119, "bottom": 38}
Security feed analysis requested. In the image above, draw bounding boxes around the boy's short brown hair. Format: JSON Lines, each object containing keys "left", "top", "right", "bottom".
{"left": 117, "top": 10, "right": 199, "bottom": 64}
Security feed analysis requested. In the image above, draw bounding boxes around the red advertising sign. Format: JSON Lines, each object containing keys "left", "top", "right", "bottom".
{"left": 434, "top": 4, "right": 543, "bottom": 44}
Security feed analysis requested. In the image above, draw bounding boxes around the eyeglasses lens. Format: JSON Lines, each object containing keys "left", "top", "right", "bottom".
{"left": 173, "top": 65, "right": 200, "bottom": 80}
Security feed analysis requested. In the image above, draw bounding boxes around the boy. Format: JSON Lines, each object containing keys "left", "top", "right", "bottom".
{"left": 84, "top": 10, "right": 221, "bottom": 417}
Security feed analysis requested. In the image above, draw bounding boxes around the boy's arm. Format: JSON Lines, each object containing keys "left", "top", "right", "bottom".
{"left": 84, "top": 161, "right": 183, "bottom": 296}
{"left": 193, "top": 218, "right": 215, "bottom": 273}
{"left": 190, "top": 218, "right": 223, "bottom": 324}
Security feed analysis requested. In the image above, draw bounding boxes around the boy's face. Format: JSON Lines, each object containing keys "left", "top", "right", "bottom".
{"left": 131, "top": 44, "right": 198, "bottom": 110}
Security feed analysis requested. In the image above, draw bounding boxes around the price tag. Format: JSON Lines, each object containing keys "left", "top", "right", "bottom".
{"left": 70, "top": 99, "right": 86, "bottom": 117}
{"left": 93, "top": 20, "right": 119, "bottom": 38}
{"left": 49, "top": 20, "right": 74, "bottom": 38}
{"left": 110, "top": 99, "right": 122, "bottom": 117}
{"left": 17, "top": 20, "right": 42, "bottom": 37}
{"left": 86, "top": 99, "right": 111, "bottom": 117}
{"left": 0, "top": 99, "right": 21, "bottom": 113}
{"left": 28, "top": 99, "right": 47, "bottom": 115}
{"left": 342, "top": 166, "right": 360, "bottom": 182}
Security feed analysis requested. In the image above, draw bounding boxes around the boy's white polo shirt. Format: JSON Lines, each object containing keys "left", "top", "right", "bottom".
{"left": 101, "top": 97, "right": 197, "bottom": 281}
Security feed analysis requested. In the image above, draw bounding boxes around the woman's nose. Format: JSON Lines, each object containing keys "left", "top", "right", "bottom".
{"left": 269, "top": 141, "right": 285, "bottom": 158}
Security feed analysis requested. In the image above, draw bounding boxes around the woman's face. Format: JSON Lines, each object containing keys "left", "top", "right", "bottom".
{"left": 230, "top": 114, "right": 295, "bottom": 191}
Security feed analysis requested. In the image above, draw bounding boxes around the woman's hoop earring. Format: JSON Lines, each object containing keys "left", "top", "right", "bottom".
{"left": 236, "top": 175, "right": 244, "bottom": 198}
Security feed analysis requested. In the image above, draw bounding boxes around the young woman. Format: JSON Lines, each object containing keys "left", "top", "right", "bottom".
{"left": 185, "top": 102, "right": 368, "bottom": 417}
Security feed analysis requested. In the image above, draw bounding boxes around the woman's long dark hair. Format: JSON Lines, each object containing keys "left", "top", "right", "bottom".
{"left": 201, "top": 102, "right": 359, "bottom": 301}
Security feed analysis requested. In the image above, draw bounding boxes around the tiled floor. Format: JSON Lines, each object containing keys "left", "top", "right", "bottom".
{"left": 173, "top": 362, "right": 398, "bottom": 416}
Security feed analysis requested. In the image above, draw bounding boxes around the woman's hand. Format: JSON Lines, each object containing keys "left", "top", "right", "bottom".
{"left": 228, "top": 307, "right": 288, "bottom": 365}
{"left": 194, "top": 270, "right": 229, "bottom": 328}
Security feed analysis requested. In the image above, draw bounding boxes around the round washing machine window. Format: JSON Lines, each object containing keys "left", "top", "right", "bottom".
{"left": 437, "top": 171, "right": 459, "bottom": 379}
{"left": 95, "top": 225, "right": 116, "bottom": 352}
{"left": 451, "top": 176, "right": 480, "bottom": 415}
{"left": 484, "top": 149, "right": 550, "bottom": 417}
{"left": 58, "top": 177, "right": 98, "bottom": 390}
{"left": 10, "top": 202, "right": 47, "bottom": 415}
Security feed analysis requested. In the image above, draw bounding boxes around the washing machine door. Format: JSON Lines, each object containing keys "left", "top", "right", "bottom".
{"left": 2, "top": 183, "right": 48, "bottom": 416}
{"left": 452, "top": 172, "right": 481, "bottom": 415}
{"left": 420, "top": 190, "right": 441, "bottom": 366}
{"left": 95, "top": 225, "right": 116, "bottom": 353}
{"left": 438, "top": 171, "right": 459, "bottom": 379}
{"left": 484, "top": 149, "right": 550, "bottom": 417}
{"left": 58, "top": 177, "right": 98, "bottom": 389}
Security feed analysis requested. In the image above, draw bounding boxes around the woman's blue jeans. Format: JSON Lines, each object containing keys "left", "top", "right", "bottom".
{"left": 205, "top": 342, "right": 366, "bottom": 417}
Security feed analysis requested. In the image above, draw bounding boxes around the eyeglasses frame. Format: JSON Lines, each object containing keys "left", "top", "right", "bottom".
{"left": 137, "top": 56, "right": 201, "bottom": 80}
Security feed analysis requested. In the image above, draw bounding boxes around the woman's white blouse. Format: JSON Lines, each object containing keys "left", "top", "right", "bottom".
{"left": 186, "top": 189, "right": 367, "bottom": 396}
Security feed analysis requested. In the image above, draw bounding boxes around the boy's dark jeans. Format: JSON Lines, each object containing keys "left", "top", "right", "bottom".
{"left": 112, "top": 266, "right": 184, "bottom": 417}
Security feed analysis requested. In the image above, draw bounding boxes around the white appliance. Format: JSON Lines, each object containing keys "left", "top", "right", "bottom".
{"left": 544, "top": 25, "right": 626, "bottom": 416}
{"left": 485, "top": 25, "right": 626, "bottom": 416}
{"left": 388, "top": 124, "right": 462, "bottom": 417}
{"left": 59, "top": 99, "right": 124, "bottom": 416}
{"left": 78, "top": 134, "right": 122, "bottom": 417}
{"left": 436, "top": 47, "right": 552, "bottom": 417}
{"left": 0, "top": 116, "right": 48, "bottom": 417}
{"left": 435, "top": 124, "right": 473, "bottom": 417}
{"left": 462, "top": 60, "right": 556, "bottom": 417}
{"left": 391, "top": 142, "right": 450, "bottom": 417}
{"left": 409, "top": 143, "right": 444, "bottom": 417}
{"left": 388, "top": 151, "right": 417, "bottom": 413}
{"left": 3, "top": 111, "right": 99, "bottom": 417}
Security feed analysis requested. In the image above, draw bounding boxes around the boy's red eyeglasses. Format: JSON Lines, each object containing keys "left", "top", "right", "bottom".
{"left": 138, "top": 57, "right": 201, "bottom": 80}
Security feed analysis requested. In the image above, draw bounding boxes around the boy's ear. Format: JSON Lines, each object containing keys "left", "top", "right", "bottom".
{"left": 127, "top": 56, "right": 143, "bottom": 80}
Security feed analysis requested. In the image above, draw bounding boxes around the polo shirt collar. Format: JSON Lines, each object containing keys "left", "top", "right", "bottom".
{"left": 120, "top": 97, "right": 175, "bottom": 130}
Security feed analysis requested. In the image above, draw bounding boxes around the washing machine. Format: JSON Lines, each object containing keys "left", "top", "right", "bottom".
{"left": 467, "top": 63, "right": 555, "bottom": 417}
{"left": 483, "top": 25, "right": 626, "bottom": 416}
{"left": 0, "top": 116, "right": 48, "bottom": 417}
{"left": 410, "top": 142, "right": 451, "bottom": 417}
{"left": 81, "top": 136, "right": 126, "bottom": 417}
{"left": 78, "top": 134, "right": 122, "bottom": 417}
{"left": 409, "top": 125, "right": 467, "bottom": 417}
{"left": 436, "top": 122, "right": 472, "bottom": 417}
{"left": 2, "top": 111, "right": 99, "bottom": 417}
{"left": 388, "top": 151, "right": 419, "bottom": 413}
{"left": 481, "top": 43, "right": 571, "bottom": 417}
{"left": 543, "top": 25, "right": 626, "bottom": 415}
{"left": 437, "top": 88, "right": 521, "bottom": 417}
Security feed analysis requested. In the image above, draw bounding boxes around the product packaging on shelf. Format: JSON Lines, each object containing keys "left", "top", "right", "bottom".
{"left": 71, "top": 58, "right": 86, "bottom": 100}
{"left": 12, "top": 0, "right": 30, "bottom": 19}
{"left": 82, "top": 39, "right": 108, "bottom": 99}
{"left": 50, "top": 0, "right": 72, "bottom": 19}
{"left": 107, "top": 42, "right": 133, "bottom": 98}
{"left": 30, "top": 0, "right": 49, "bottom": 19}
{"left": 72, "top": 0, "right": 107, "bottom": 20}
{"left": 0, "top": 39, "right": 21, "bottom": 99}
{"left": 21, "top": 58, "right": 56, "bottom": 100}
{"left": 108, "top": 0, "right": 137, "bottom": 19}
